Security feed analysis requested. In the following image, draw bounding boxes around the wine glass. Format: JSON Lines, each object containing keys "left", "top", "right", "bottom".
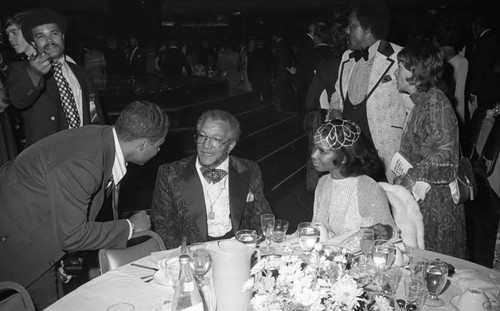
{"left": 191, "top": 249, "right": 212, "bottom": 284}
{"left": 260, "top": 214, "right": 275, "bottom": 254}
{"left": 236, "top": 229, "right": 258, "bottom": 248}
{"left": 425, "top": 259, "right": 448, "bottom": 307}
{"left": 297, "top": 222, "right": 320, "bottom": 255}
{"left": 358, "top": 228, "right": 375, "bottom": 269}
{"left": 371, "top": 239, "right": 395, "bottom": 271}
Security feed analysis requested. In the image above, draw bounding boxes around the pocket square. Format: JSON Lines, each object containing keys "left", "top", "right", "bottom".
{"left": 381, "top": 75, "right": 392, "bottom": 83}
{"left": 246, "top": 192, "right": 255, "bottom": 202}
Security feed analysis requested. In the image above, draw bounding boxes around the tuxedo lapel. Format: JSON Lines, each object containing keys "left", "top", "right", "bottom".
{"left": 178, "top": 157, "right": 208, "bottom": 241}
{"left": 368, "top": 40, "right": 396, "bottom": 94}
{"left": 228, "top": 157, "right": 250, "bottom": 234}
{"left": 339, "top": 57, "right": 355, "bottom": 103}
{"left": 88, "top": 127, "right": 115, "bottom": 221}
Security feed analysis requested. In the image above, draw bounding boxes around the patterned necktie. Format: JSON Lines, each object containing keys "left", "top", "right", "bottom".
{"left": 52, "top": 61, "right": 81, "bottom": 128}
{"left": 349, "top": 47, "right": 369, "bottom": 62}
{"left": 200, "top": 166, "right": 228, "bottom": 184}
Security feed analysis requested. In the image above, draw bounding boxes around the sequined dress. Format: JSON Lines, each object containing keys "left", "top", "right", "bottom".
{"left": 312, "top": 174, "right": 394, "bottom": 236}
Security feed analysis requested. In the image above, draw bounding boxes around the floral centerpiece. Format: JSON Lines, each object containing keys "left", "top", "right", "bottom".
{"left": 243, "top": 243, "right": 393, "bottom": 311}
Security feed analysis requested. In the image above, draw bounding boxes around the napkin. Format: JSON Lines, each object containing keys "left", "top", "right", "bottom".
{"left": 449, "top": 269, "right": 500, "bottom": 300}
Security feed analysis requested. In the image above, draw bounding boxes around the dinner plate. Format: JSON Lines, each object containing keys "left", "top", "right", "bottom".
{"left": 450, "top": 295, "right": 462, "bottom": 311}
{"left": 153, "top": 270, "right": 170, "bottom": 286}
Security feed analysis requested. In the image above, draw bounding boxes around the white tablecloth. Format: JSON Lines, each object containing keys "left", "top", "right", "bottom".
{"left": 45, "top": 242, "right": 500, "bottom": 311}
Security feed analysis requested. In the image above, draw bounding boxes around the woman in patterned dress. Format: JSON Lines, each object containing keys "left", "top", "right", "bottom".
{"left": 394, "top": 39, "right": 465, "bottom": 258}
{"left": 310, "top": 119, "right": 395, "bottom": 237}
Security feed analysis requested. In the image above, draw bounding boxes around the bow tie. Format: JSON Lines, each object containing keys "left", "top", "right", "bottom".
{"left": 349, "top": 48, "right": 369, "bottom": 62}
{"left": 200, "top": 167, "right": 227, "bottom": 184}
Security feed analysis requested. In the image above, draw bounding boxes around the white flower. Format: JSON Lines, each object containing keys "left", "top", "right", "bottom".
{"left": 329, "top": 274, "right": 364, "bottom": 310}
{"left": 371, "top": 296, "right": 392, "bottom": 311}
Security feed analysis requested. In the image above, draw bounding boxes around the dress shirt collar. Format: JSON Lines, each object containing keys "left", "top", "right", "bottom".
{"left": 367, "top": 40, "right": 381, "bottom": 60}
{"left": 112, "top": 127, "right": 127, "bottom": 185}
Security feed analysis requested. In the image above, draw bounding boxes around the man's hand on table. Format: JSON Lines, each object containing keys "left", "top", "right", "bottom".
{"left": 129, "top": 211, "right": 151, "bottom": 233}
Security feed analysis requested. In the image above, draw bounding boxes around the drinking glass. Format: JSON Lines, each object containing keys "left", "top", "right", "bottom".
{"left": 381, "top": 266, "right": 402, "bottom": 298}
{"left": 424, "top": 259, "right": 448, "bottom": 307}
{"left": 410, "top": 257, "right": 429, "bottom": 281}
{"left": 191, "top": 249, "right": 212, "bottom": 283}
{"left": 272, "top": 219, "right": 289, "bottom": 244}
{"left": 484, "top": 301, "right": 500, "bottom": 311}
{"left": 261, "top": 214, "right": 275, "bottom": 254}
{"left": 358, "top": 228, "right": 375, "bottom": 268}
{"left": 371, "top": 239, "right": 395, "bottom": 270}
{"left": 235, "top": 229, "right": 258, "bottom": 248}
{"left": 297, "top": 222, "right": 320, "bottom": 254}
{"left": 405, "top": 278, "right": 427, "bottom": 311}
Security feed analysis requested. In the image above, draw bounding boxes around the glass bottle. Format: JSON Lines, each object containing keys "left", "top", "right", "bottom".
{"left": 172, "top": 255, "right": 204, "bottom": 311}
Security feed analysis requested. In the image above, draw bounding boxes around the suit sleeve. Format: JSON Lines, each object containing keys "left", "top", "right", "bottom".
{"left": 151, "top": 165, "right": 181, "bottom": 249}
{"left": 48, "top": 160, "right": 129, "bottom": 251}
{"left": 328, "top": 53, "right": 347, "bottom": 119}
{"left": 245, "top": 162, "right": 272, "bottom": 232}
{"left": 6, "top": 62, "right": 46, "bottom": 110}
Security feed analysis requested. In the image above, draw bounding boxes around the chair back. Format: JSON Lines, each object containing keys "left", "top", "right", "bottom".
{"left": 379, "top": 182, "right": 425, "bottom": 250}
{"left": 99, "top": 230, "right": 166, "bottom": 274}
{"left": 464, "top": 109, "right": 487, "bottom": 158}
{"left": 481, "top": 119, "right": 500, "bottom": 177}
{"left": 0, "top": 281, "right": 35, "bottom": 311}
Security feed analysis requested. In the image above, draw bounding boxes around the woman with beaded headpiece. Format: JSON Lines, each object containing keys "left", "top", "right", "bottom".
{"left": 311, "top": 118, "right": 395, "bottom": 236}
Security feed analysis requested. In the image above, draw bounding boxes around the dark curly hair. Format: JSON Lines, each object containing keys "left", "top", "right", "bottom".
{"left": 115, "top": 101, "right": 169, "bottom": 143}
{"left": 397, "top": 39, "right": 444, "bottom": 92}
{"left": 350, "top": 0, "right": 391, "bottom": 40}
{"left": 315, "top": 121, "right": 385, "bottom": 180}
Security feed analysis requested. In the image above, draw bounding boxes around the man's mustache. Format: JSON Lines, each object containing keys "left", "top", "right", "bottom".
{"left": 43, "top": 42, "right": 61, "bottom": 51}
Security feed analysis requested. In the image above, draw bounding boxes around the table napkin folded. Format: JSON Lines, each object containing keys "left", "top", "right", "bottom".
{"left": 449, "top": 269, "right": 500, "bottom": 300}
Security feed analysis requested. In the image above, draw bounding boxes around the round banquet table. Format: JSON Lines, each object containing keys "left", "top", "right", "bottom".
{"left": 44, "top": 242, "right": 500, "bottom": 311}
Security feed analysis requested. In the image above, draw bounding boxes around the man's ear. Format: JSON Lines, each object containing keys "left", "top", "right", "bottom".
{"left": 228, "top": 140, "right": 236, "bottom": 154}
{"left": 138, "top": 138, "right": 147, "bottom": 151}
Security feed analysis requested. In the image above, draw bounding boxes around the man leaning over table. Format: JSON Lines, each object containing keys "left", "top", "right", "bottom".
{"left": 151, "top": 109, "right": 272, "bottom": 249}
{"left": 0, "top": 101, "right": 168, "bottom": 309}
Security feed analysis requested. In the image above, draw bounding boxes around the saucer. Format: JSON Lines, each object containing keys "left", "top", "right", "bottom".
{"left": 153, "top": 271, "right": 170, "bottom": 286}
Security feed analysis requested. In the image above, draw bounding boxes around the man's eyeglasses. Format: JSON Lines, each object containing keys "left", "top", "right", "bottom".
{"left": 194, "top": 134, "right": 231, "bottom": 148}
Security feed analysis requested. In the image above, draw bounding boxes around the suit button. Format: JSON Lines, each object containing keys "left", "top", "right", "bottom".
{"left": 0, "top": 236, "right": 7, "bottom": 242}
{"left": 50, "top": 116, "right": 55, "bottom": 121}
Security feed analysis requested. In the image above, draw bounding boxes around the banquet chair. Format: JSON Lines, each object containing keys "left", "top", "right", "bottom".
{"left": 480, "top": 118, "right": 500, "bottom": 178}
{"left": 0, "top": 281, "right": 35, "bottom": 311}
{"left": 99, "top": 230, "right": 166, "bottom": 274}
{"left": 378, "top": 182, "right": 425, "bottom": 250}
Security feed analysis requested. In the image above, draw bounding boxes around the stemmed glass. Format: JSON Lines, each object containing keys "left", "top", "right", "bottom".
{"left": 261, "top": 213, "right": 275, "bottom": 254}
{"left": 191, "top": 249, "right": 212, "bottom": 284}
{"left": 358, "top": 228, "right": 375, "bottom": 269}
{"left": 297, "top": 222, "right": 320, "bottom": 255}
{"left": 425, "top": 259, "right": 448, "bottom": 307}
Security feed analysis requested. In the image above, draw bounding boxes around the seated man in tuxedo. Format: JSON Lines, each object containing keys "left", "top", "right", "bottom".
{"left": 151, "top": 109, "right": 272, "bottom": 249}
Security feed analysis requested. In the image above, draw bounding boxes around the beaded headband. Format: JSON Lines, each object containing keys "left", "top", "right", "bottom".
{"left": 314, "top": 119, "right": 361, "bottom": 150}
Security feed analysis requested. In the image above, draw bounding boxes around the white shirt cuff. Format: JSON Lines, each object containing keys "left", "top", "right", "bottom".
{"left": 126, "top": 219, "right": 134, "bottom": 240}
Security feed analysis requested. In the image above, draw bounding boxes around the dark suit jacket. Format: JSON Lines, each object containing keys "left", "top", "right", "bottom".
{"left": 151, "top": 155, "right": 272, "bottom": 249}
{"left": 6, "top": 59, "right": 105, "bottom": 146}
{"left": 305, "top": 55, "right": 340, "bottom": 112}
{"left": 293, "top": 34, "right": 316, "bottom": 92}
{"left": 467, "top": 30, "right": 500, "bottom": 109}
{"left": 0, "top": 126, "right": 129, "bottom": 287}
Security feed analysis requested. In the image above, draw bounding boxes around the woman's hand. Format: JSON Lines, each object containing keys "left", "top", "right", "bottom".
{"left": 394, "top": 174, "right": 415, "bottom": 190}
